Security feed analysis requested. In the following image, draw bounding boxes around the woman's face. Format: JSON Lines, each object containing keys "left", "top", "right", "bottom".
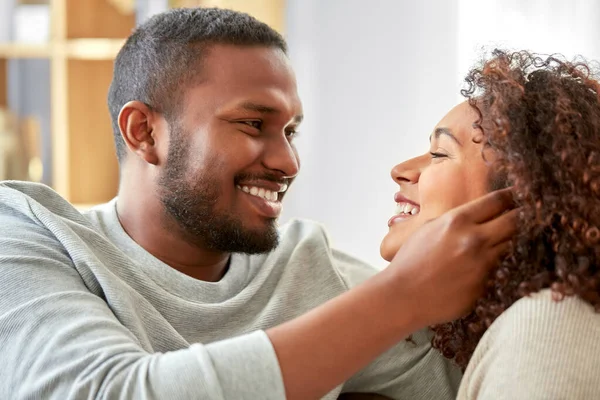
{"left": 380, "top": 102, "right": 495, "bottom": 261}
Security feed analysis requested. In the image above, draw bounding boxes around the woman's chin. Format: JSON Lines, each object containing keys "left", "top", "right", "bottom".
{"left": 379, "top": 235, "right": 402, "bottom": 262}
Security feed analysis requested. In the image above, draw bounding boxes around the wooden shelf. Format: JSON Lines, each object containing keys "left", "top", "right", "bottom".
{"left": 0, "top": 39, "right": 125, "bottom": 61}
{"left": 0, "top": 43, "right": 52, "bottom": 59}
{"left": 65, "top": 38, "right": 126, "bottom": 60}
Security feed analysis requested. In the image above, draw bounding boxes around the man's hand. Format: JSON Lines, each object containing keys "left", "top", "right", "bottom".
{"left": 268, "top": 188, "right": 517, "bottom": 400}
{"left": 384, "top": 187, "right": 518, "bottom": 328}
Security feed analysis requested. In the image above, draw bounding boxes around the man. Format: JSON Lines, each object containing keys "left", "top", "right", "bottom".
{"left": 0, "top": 8, "right": 516, "bottom": 400}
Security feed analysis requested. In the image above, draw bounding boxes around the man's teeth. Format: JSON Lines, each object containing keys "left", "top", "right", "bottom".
{"left": 237, "top": 185, "right": 279, "bottom": 201}
{"left": 395, "top": 202, "right": 420, "bottom": 216}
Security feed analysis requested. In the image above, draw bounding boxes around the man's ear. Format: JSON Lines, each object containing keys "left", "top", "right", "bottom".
{"left": 118, "top": 101, "right": 160, "bottom": 165}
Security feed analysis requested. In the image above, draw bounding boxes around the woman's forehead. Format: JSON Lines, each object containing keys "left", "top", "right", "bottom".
{"left": 435, "top": 102, "right": 480, "bottom": 141}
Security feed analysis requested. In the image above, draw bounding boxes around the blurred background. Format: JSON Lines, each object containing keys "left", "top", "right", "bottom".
{"left": 1, "top": 0, "right": 600, "bottom": 267}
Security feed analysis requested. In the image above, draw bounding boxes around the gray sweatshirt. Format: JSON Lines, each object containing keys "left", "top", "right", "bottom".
{"left": 0, "top": 181, "right": 461, "bottom": 399}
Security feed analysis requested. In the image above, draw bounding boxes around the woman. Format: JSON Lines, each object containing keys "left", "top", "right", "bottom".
{"left": 380, "top": 50, "right": 600, "bottom": 399}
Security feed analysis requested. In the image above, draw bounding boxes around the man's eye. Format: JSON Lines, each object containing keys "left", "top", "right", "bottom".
{"left": 242, "top": 120, "right": 262, "bottom": 130}
{"left": 285, "top": 129, "right": 299, "bottom": 139}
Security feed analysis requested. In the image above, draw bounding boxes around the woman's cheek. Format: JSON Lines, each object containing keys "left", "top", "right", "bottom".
{"left": 418, "top": 167, "right": 465, "bottom": 220}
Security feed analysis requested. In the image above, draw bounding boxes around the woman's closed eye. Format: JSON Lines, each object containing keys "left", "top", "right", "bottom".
{"left": 430, "top": 151, "right": 448, "bottom": 160}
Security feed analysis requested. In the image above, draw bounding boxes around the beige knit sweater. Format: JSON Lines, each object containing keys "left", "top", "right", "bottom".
{"left": 458, "top": 289, "right": 600, "bottom": 399}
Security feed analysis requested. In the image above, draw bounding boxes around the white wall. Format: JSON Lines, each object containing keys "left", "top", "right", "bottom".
{"left": 281, "top": 0, "right": 461, "bottom": 267}
{"left": 457, "top": 0, "right": 600, "bottom": 96}
{"left": 282, "top": 0, "right": 600, "bottom": 268}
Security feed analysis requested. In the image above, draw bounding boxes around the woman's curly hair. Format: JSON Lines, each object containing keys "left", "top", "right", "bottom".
{"left": 430, "top": 49, "right": 600, "bottom": 370}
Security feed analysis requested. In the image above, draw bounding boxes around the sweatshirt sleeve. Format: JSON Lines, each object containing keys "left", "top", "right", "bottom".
{"left": 332, "top": 248, "right": 462, "bottom": 400}
{"left": 458, "top": 290, "right": 600, "bottom": 400}
{"left": 0, "top": 202, "right": 285, "bottom": 400}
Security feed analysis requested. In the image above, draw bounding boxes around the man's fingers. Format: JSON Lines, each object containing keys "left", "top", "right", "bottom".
{"left": 481, "top": 207, "right": 520, "bottom": 247}
{"left": 455, "top": 187, "right": 516, "bottom": 224}
{"left": 489, "top": 240, "right": 511, "bottom": 261}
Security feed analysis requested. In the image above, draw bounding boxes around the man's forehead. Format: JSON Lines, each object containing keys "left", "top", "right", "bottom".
{"left": 202, "top": 44, "right": 293, "bottom": 83}
{"left": 182, "top": 80, "right": 302, "bottom": 114}
{"left": 193, "top": 48, "right": 300, "bottom": 106}
{"left": 178, "top": 44, "right": 301, "bottom": 118}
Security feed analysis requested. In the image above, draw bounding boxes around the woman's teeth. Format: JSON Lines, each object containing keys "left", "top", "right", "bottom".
{"left": 237, "top": 185, "right": 279, "bottom": 201}
{"left": 395, "top": 202, "right": 420, "bottom": 216}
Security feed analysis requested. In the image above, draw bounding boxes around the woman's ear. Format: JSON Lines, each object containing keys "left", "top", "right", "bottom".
{"left": 118, "top": 101, "right": 159, "bottom": 165}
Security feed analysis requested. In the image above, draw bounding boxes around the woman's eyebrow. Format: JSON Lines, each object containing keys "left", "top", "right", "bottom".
{"left": 429, "top": 127, "right": 463, "bottom": 146}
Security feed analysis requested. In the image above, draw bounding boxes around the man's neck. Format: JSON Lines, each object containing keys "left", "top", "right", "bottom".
{"left": 115, "top": 194, "right": 230, "bottom": 282}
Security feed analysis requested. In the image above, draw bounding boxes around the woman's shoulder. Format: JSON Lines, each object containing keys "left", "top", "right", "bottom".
{"left": 478, "top": 288, "right": 600, "bottom": 357}
{"left": 458, "top": 289, "right": 600, "bottom": 399}
{"left": 491, "top": 288, "right": 599, "bottom": 336}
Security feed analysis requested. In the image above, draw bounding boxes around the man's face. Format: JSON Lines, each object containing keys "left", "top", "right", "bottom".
{"left": 158, "top": 44, "right": 303, "bottom": 254}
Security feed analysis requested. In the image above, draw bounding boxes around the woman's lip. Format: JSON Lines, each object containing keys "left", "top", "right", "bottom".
{"left": 394, "top": 192, "right": 420, "bottom": 207}
{"left": 388, "top": 214, "right": 414, "bottom": 227}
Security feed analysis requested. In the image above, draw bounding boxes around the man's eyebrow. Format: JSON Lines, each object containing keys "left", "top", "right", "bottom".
{"left": 237, "top": 101, "right": 304, "bottom": 123}
{"left": 429, "top": 127, "right": 462, "bottom": 146}
{"left": 239, "top": 101, "right": 278, "bottom": 114}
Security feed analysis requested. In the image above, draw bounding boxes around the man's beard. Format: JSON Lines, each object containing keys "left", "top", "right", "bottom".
{"left": 158, "top": 124, "right": 279, "bottom": 254}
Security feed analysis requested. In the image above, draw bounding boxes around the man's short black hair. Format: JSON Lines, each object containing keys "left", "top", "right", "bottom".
{"left": 107, "top": 7, "right": 288, "bottom": 163}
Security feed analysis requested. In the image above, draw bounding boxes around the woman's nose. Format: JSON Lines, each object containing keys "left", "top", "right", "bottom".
{"left": 390, "top": 153, "right": 429, "bottom": 185}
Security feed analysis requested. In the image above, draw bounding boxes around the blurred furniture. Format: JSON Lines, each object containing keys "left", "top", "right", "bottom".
{"left": 0, "top": 108, "right": 21, "bottom": 181}
{"left": 0, "top": 0, "right": 284, "bottom": 207}
{"left": 170, "top": 0, "right": 285, "bottom": 33}
{"left": 0, "top": 0, "right": 135, "bottom": 207}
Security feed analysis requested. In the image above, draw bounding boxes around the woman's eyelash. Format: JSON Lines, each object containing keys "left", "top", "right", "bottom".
{"left": 430, "top": 151, "right": 447, "bottom": 158}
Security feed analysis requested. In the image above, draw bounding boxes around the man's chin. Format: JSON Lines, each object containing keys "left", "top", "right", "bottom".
{"left": 235, "top": 235, "right": 280, "bottom": 254}
{"left": 223, "top": 219, "right": 280, "bottom": 254}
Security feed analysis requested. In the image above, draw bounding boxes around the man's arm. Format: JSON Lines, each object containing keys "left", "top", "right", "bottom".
{"left": 1, "top": 188, "right": 515, "bottom": 399}
{"left": 269, "top": 189, "right": 517, "bottom": 399}
{"left": 0, "top": 209, "right": 286, "bottom": 399}
{"left": 331, "top": 249, "right": 461, "bottom": 399}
